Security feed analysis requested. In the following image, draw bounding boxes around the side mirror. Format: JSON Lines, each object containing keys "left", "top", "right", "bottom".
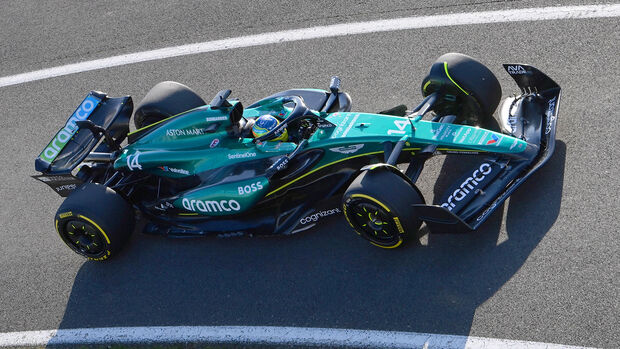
{"left": 209, "top": 89, "right": 232, "bottom": 109}
{"left": 329, "top": 76, "right": 341, "bottom": 93}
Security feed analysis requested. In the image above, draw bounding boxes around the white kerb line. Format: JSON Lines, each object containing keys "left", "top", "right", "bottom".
{"left": 0, "top": 326, "right": 599, "bottom": 348}
{"left": 1, "top": 4, "right": 620, "bottom": 88}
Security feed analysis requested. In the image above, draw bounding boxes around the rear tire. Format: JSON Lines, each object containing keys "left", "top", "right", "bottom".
{"left": 54, "top": 184, "right": 135, "bottom": 261}
{"left": 133, "top": 81, "right": 206, "bottom": 129}
{"left": 342, "top": 169, "right": 425, "bottom": 248}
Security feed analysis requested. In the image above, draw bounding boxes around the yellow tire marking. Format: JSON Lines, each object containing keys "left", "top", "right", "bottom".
{"left": 393, "top": 217, "right": 405, "bottom": 234}
{"left": 371, "top": 239, "right": 403, "bottom": 249}
{"left": 350, "top": 194, "right": 390, "bottom": 212}
{"left": 349, "top": 194, "right": 406, "bottom": 247}
{"left": 444, "top": 62, "right": 469, "bottom": 95}
{"left": 78, "top": 215, "right": 111, "bottom": 244}
{"left": 343, "top": 204, "right": 360, "bottom": 235}
{"left": 423, "top": 80, "right": 432, "bottom": 93}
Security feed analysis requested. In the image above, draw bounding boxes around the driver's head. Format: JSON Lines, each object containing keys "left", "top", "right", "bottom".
{"left": 252, "top": 115, "right": 288, "bottom": 141}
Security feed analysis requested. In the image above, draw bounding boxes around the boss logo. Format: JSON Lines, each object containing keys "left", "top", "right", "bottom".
{"left": 238, "top": 181, "right": 264, "bottom": 195}
{"left": 276, "top": 158, "right": 289, "bottom": 171}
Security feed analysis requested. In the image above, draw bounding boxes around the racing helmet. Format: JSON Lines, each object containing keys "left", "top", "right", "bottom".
{"left": 252, "top": 115, "right": 288, "bottom": 141}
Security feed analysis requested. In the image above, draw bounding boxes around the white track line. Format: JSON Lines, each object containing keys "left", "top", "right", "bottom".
{"left": 0, "top": 5, "right": 615, "bottom": 347}
{"left": 0, "top": 326, "right": 597, "bottom": 348}
{"left": 1, "top": 4, "right": 619, "bottom": 88}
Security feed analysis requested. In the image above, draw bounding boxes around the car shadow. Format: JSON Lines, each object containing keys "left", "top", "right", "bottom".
{"left": 56, "top": 141, "right": 566, "bottom": 346}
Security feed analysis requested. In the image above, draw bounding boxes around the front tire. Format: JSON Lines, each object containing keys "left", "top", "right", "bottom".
{"left": 342, "top": 169, "right": 425, "bottom": 248}
{"left": 421, "top": 53, "right": 502, "bottom": 126}
{"left": 55, "top": 184, "right": 135, "bottom": 261}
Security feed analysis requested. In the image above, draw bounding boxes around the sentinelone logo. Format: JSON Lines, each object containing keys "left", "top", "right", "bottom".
{"left": 227, "top": 152, "right": 256, "bottom": 160}
{"left": 299, "top": 208, "right": 342, "bottom": 224}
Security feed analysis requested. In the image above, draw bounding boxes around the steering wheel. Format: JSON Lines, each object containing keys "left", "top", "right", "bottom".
{"left": 252, "top": 96, "right": 317, "bottom": 143}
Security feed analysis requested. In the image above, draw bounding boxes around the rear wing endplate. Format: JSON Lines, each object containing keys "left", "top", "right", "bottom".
{"left": 34, "top": 91, "right": 132, "bottom": 174}
{"left": 33, "top": 91, "right": 132, "bottom": 196}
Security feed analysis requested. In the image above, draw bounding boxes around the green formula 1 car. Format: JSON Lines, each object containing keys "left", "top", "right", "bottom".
{"left": 33, "top": 53, "right": 561, "bottom": 260}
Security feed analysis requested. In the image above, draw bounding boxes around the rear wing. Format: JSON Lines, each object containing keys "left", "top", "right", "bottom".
{"left": 35, "top": 91, "right": 132, "bottom": 174}
{"left": 33, "top": 91, "right": 132, "bottom": 196}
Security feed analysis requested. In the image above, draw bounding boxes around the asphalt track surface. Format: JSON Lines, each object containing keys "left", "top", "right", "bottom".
{"left": 0, "top": 0, "right": 619, "bottom": 347}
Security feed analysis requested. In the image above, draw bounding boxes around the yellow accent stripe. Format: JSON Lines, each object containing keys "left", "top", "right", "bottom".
{"left": 265, "top": 148, "right": 420, "bottom": 197}
{"left": 444, "top": 62, "right": 469, "bottom": 96}
{"left": 266, "top": 151, "right": 380, "bottom": 196}
{"left": 178, "top": 213, "right": 199, "bottom": 216}
{"left": 350, "top": 194, "right": 390, "bottom": 212}
{"left": 128, "top": 115, "right": 175, "bottom": 135}
{"left": 78, "top": 215, "right": 111, "bottom": 244}
{"left": 436, "top": 148, "right": 486, "bottom": 152}
{"left": 127, "top": 106, "right": 202, "bottom": 136}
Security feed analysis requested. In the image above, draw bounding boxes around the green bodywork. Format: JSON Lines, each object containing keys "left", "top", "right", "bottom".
{"left": 114, "top": 95, "right": 528, "bottom": 216}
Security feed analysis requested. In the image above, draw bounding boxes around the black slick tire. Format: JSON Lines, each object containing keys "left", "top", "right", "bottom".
{"left": 133, "top": 81, "right": 206, "bottom": 129}
{"left": 342, "top": 169, "right": 424, "bottom": 248}
{"left": 422, "top": 52, "right": 502, "bottom": 125}
{"left": 54, "top": 183, "right": 135, "bottom": 261}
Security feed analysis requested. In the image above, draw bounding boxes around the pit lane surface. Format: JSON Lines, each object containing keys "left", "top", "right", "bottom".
{"left": 1, "top": 1, "right": 619, "bottom": 347}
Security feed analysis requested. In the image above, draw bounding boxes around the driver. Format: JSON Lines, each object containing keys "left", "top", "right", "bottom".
{"left": 252, "top": 114, "right": 289, "bottom": 142}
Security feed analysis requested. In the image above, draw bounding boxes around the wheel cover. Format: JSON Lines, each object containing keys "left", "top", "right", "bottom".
{"left": 345, "top": 199, "right": 401, "bottom": 247}
{"left": 61, "top": 219, "right": 106, "bottom": 257}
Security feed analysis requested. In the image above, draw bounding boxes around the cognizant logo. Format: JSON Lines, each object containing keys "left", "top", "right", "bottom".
{"left": 299, "top": 208, "right": 342, "bottom": 224}
{"left": 182, "top": 198, "right": 241, "bottom": 213}
{"left": 40, "top": 95, "right": 100, "bottom": 162}
{"left": 441, "top": 163, "right": 492, "bottom": 211}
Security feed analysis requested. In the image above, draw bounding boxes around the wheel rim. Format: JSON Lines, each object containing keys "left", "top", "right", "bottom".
{"left": 62, "top": 219, "right": 106, "bottom": 257}
{"left": 345, "top": 200, "right": 401, "bottom": 246}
